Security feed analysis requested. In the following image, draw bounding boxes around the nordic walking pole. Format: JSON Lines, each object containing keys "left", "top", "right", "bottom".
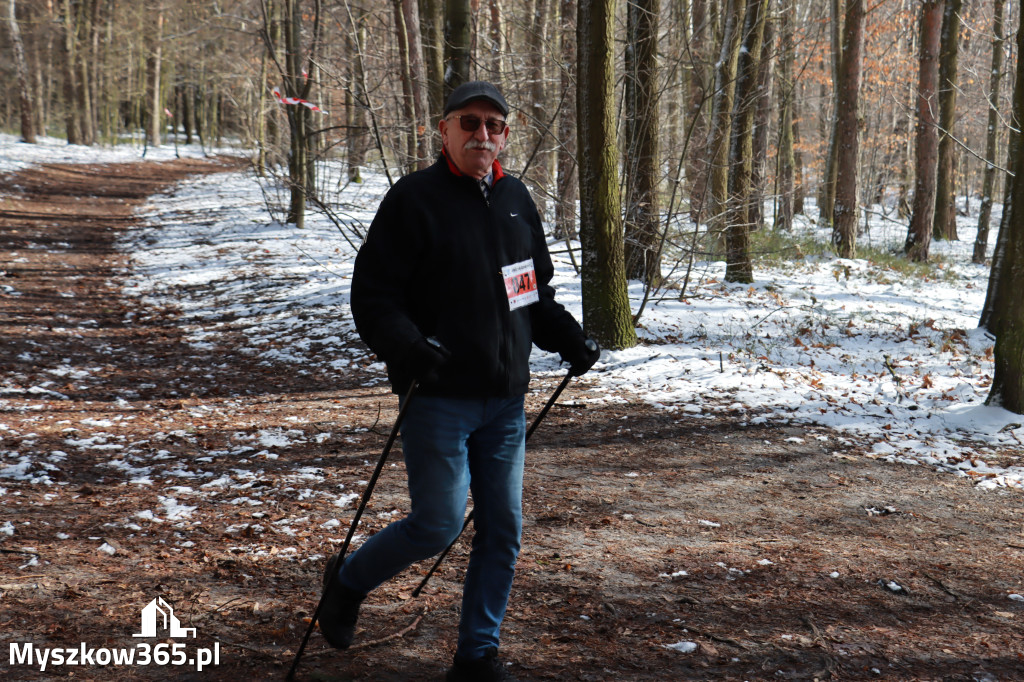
{"left": 286, "top": 380, "right": 418, "bottom": 682}
{"left": 411, "top": 367, "right": 577, "bottom": 598}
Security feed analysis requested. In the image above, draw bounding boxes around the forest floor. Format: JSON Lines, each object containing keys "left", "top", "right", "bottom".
{"left": 1, "top": 160, "right": 1023, "bottom": 682}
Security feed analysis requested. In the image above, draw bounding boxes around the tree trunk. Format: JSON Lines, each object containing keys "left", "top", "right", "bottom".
{"left": 346, "top": 3, "right": 369, "bottom": 182}
{"left": 904, "top": 0, "right": 944, "bottom": 263}
{"left": 749, "top": 16, "right": 773, "bottom": 232}
{"left": 285, "top": 0, "right": 305, "bottom": 225}
{"left": 974, "top": 0, "right": 1005, "bottom": 264}
{"left": 831, "top": 0, "right": 866, "bottom": 258}
{"left": 685, "top": 0, "right": 709, "bottom": 224}
{"left": 7, "top": 0, "right": 36, "bottom": 143}
{"left": 985, "top": 21, "right": 1024, "bottom": 412}
{"left": 723, "top": 0, "right": 768, "bottom": 284}
{"left": 419, "top": 0, "right": 445, "bottom": 121}
{"left": 555, "top": 0, "right": 578, "bottom": 240}
{"left": 402, "top": 0, "right": 430, "bottom": 168}
{"left": 393, "top": 0, "right": 418, "bottom": 173}
{"left": 980, "top": 55, "right": 1022, "bottom": 330}
{"left": 776, "top": 8, "right": 795, "bottom": 231}
{"left": 577, "top": 0, "right": 637, "bottom": 350}
{"left": 78, "top": 0, "right": 97, "bottom": 146}
{"left": 278, "top": 0, "right": 323, "bottom": 227}
{"left": 486, "top": 0, "right": 503, "bottom": 81}
{"left": 793, "top": 84, "right": 806, "bottom": 215}
{"left": 932, "top": 0, "right": 962, "bottom": 242}
{"left": 61, "top": 0, "right": 81, "bottom": 144}
{"left": 525, "top": 0, "right": 553, "bottom": 215}
{"left": 707, "top": 0, "right": 745, "bottom": 242}
{"left": 146, "top": 5, "right": 164, "bottom": 148}
{"left": 623, "top": 0, "right": 662, "bottom": 285}
{"left": 444, "top": 0, "right": 471, "bottom": 96}
{"left": 818, "top": 0, "right": 842, "bottom": 228}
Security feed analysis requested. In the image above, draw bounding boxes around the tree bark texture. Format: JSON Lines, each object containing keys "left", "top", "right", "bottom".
{"left": 831, "top": 0, "right": 866, "bottom": 259}
{"left": 577, "top": 0, "right": 637, "bottom": 350}
{"left": 419, "top": 0, "right": 445, "bottom": 121}
{"left": 147, "top": 6, "right": 165, "bottom": 148}
{"left": 724, "top": 0, "right": 768, "bottom": 284}
{"left": 776, "top": 8, "right": 795, "bottom": 231}
{"left": 706, "top": 0, "right": 745, "bottom": 239}
{"left": 393, "top": 0, "right": 419, "bottom": 173}
{"left": 985, "top": 21, "right": 1024, "bottom": 412}
{"left": 685, "top": 0, "right": 710, "bottom": 224}
{"left": 623, "top": 0, "right": 662, "bottom": 286}
{"left": 749, "top": 16, "right": 773, "bottom": 233}
{"left": 793, "top": 87, "right": 806, "bottom": 215}
{"left": 904, "top": 0, "right": 944, "bottom": 263}
{"left": 487, "top": 0, "right": 503, "bottom": 82}
{"left": 444, "top": 0, "right": 471, "bottom": 97}
{"left": 555, "top": 0, "right": 578, "bottom": 239}
{"left": 7, "top": 0, "right": 36, "bottom": 143}
{"left": 932, "top": 0, "right": 962, "bottom": 242}
{"left": 525, "top": 0, "right": 553, "bottom": 215}
{"left": 818, "top": 0, "right": 842, "bottom": 227}
{"left": 279, "top": 0, "right": 323, "bottom": 227}
{"left": 61, "top": 0, "right": 81, "bottom": 144}
{"left": 974, "top": 0, "right": 1005, "bottom": 264}
{"left": 980, "top": 34, "right": 1022, "bottom": 332}
{"left": 346, "top": 4, "right": 370, "bottom": 183}
{"left": 401, "top": 0, "right": 430, "bottom": 168}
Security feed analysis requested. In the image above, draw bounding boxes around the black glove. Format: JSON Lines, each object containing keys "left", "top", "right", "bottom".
{"left": 562, "top": 338, "right": 600, "bottom": 377}
{"left": 403, "top": 336, "right": 451, "bottom": 384}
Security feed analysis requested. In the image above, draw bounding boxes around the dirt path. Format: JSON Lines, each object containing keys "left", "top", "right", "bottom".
{"left": 1, "top": 162, "right": 1022, "bottom": 682}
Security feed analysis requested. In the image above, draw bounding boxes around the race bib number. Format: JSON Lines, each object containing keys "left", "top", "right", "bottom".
{"left": 502, "top": 258, "right": 539, "bottom": 310}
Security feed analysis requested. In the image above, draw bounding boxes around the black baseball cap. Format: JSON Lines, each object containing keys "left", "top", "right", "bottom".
{"left": 443, "top": 81, "right": 509, "bottom": 117}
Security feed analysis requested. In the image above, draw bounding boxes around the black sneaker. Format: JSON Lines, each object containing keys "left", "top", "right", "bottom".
{"left": 318, "top": 552, "right": 365, "bottom": 649}
{"left": 445, "top": 647, "right": 518, "bottom": 682}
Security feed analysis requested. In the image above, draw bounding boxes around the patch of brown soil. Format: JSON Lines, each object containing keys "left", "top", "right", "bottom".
{"left": 0, "top": 162, "right": 1021, "bottom": 682}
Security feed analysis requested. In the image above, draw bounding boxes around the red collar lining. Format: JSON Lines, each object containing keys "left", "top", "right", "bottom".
{"left": 441, "top": 147, "right": 505, "bottom": 183}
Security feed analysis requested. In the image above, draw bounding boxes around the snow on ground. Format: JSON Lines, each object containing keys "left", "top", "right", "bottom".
{"left": 3, "top": 137, "right": 1022, "bottom": 489}
{"left": 0, "top": 132, "right": 241, "bottom": 174}
{"left": 120, "top": 164, "right": 1023, "bottom": 489}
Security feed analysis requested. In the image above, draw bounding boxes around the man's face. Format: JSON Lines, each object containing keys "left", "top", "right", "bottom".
{"left": 439, "top": 100, "right": 509, "bottom": 180}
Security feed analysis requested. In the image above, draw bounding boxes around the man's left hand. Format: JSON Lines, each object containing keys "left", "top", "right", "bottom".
{"left": 563, "top": 338, "right": 600, "bottom": 377}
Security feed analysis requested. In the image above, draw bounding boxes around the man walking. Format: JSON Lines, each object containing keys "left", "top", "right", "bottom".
{"left": 320, "top": 81, "right": 599, "bottom": 681}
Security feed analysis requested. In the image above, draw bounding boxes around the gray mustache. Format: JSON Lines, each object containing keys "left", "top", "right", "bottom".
{"left": 465, "top": 140, "right": 496, "bottom": 151}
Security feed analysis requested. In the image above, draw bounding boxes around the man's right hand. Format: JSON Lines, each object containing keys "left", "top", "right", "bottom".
{"left": 404, "top": 337, "right": 451, "bottom": 384}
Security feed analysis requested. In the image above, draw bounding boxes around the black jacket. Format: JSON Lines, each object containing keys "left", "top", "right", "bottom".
{"left": 351, "top": 154, "right": 586, "bottom": 397}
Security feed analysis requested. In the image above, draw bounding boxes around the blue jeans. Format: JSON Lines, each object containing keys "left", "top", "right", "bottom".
{"left": 337, "top": 394, "right": 526, "bottom": 660}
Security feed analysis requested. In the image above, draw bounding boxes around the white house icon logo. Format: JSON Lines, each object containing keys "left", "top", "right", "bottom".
{"left": 132, "top": 597, "right": 197, "bottom": 638}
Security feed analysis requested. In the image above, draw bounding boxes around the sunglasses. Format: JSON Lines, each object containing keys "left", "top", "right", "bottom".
{"left": 448, "top": 115, "right": 507, "bottom": 135}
